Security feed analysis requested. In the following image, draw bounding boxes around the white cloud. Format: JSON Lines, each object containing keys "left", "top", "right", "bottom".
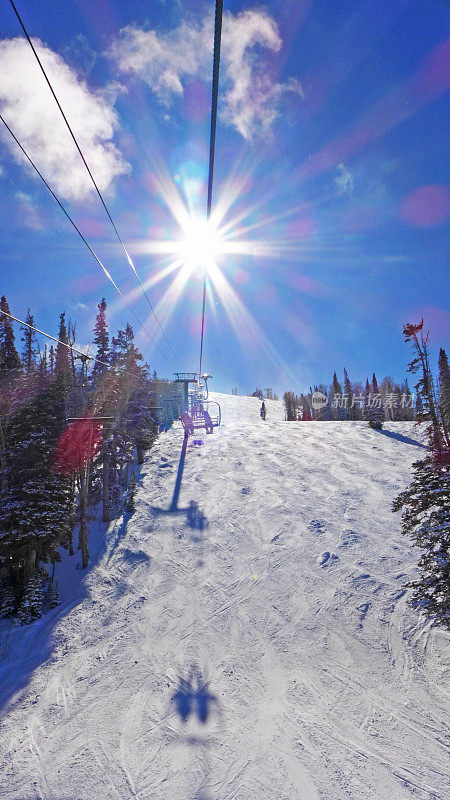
{"left": 111, "top": 20, "right": 210, "bottom": 102}
{"left": 335, "top": 163, "right": 354, "bottom": 195}
{"left": 221, "top": 10, "right": 302, "bottom": 139}
{"left": 73, "top": 301, "right": 89, "bottom": 313}
{"left": 111, "top": 10, "right": 302, "bottom": 140}
{"left": 0, "top": 37, "right": 130, "bottom": 201}
{"left": 14, "top": 190, "right": 44, "bottom": 229}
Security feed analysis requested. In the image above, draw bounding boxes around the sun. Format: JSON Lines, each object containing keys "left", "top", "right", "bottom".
{"left": 175, "top": 218, "right": 224, "bottom": 273}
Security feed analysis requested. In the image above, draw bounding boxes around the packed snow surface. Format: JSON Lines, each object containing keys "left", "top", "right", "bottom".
{"left": 0, "top": 393, "right": 449, "bottom": 800}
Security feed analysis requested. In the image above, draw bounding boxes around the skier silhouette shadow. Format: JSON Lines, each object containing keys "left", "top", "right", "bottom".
{"left": 168, "top": 672, "right": 222, "bottom": 796}
{"left": 186, "top": 500, "right": 208, "bottom": 550}
{"left": 172, "top": 667, "right": 219, "bottom": 726}
{"left": 377, "top": 429, "right": 427, "bottom": 449}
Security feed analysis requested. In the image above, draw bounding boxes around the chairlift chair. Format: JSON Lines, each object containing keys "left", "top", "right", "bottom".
{"left": 175, "top": 371, "right": 221, "bottom": 436}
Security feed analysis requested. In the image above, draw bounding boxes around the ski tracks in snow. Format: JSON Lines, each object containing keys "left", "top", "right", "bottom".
{"left": 0, "top": 393, "right": 448, "bottom": 799}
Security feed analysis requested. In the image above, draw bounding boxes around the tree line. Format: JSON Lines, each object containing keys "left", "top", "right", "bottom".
{"left": 250, "top": 388, "right": 279, "bottom": 401}
{"left": 0, "top": 296, "right": 181, "bottom": 624}
{"left": 284, "top": 370, "right": 419, "bottom": 429}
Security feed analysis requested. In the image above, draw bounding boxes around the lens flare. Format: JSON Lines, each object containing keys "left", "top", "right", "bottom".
{"left": 117, "top": 163, "right": 316, "bottom": 385}
{"left": 175, "top": 218, "right": 224, "bottom": 273}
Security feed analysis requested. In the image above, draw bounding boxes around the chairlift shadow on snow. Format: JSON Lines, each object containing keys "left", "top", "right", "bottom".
{"left": 151, "top": 438, "right": 208, "bottom": 554}
{"left": 377, "top": 429, "right": 427, "bottom": 449}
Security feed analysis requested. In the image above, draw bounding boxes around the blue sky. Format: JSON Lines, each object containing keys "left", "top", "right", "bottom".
{"left": 0, "top": 0, "right": 449, "bottom": 394}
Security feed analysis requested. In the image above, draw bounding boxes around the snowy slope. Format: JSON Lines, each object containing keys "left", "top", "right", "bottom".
{"left": 0, "top": 393, "right": 449, "bottom": 800}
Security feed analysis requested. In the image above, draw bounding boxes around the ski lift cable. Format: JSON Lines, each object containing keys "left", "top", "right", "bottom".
{"left": 199, "top": 0, "right": 223, "bottom": 380}
{"left": 8, "top": 0, "right": 175, "bottom": 359}
{"left": 0, "top": 113, "right": 169, "bottom": 362}
{"left": 2, "top": 312, "right": 162, "bottom": 426}
{"left": 1, "top": 311, "right": 158, "bottom": 386}
{"left": 1, "top": 310, "right": 111, "bottom": 371}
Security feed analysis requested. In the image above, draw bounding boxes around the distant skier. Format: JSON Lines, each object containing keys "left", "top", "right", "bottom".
{"left": 260, "top": 401, "right": 266, "bottom": 421}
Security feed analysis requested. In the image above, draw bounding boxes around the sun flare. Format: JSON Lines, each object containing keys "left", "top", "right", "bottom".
{"left": 175, "top": 218, "right": 224, "bottom": 273}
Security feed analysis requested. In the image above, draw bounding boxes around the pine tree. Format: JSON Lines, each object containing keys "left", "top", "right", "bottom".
{"left": 393, "top": 456, "right": 449, "bottom": 627}
{"left": 111, "top": 323, "right": 154, "bottom": 465}
{"left": 363, "top": 378, "right": 371, "bottom": 423}
{"left": 372, "top": 373, "right": 384, "bottom": 429}
{"left": 438, "top": 348, "right": 450, "bottom": 444}
{"left": 92, "top": 321, "right": 155, "bottom": 519}
{"left": 393, "top": 321, "right": 450, "bottom": 629}
{"left": 92, "top": 298, "right": 110, "bottom": 378}
{"left": 330, "top": 372, "right": 344, "bottom": 420}
{"left": 55, "top": 313, "right": 71, "bottom": 381}
{"left": 39, "top": 344, "right": 48, "bottom": 378}
{"left": 17, "top": 574, "right": 44, "bottom": 625}
{"left": 283, "top": 391, "right": 296, "bottom": 421}
{"left": 125, "top": 470, "right": 137, "bottom": 513}
{"left": 0, "top": 579, "right": 16, "bottom": 617}
{"left": 44, "top": 579, "right": 60, "bottom": 609}
{"left": 364, "top": 374, "right": 384, "bottom": 429}
{"left": 0, "top": 296, "right": 21, "bottom": 380}
{"left": 0, "top": 376, "right": 73, "bottom": 590}
{"left": 67, "top": 320, "right": 77, "bottom": 385}
{"left": 403, "top": 321, "right": 448, "bottom": 450}
{"left": 301, "top": 399, "right": 312, "bottom": 421}
{"left": 49, "top": 345, "right": 55, "bottom": 375}
{"left": 343, "top": 368, "right": 354, "bottom": 420}
{"left": 20, "top": 308, "right": 39, "bottom": 374}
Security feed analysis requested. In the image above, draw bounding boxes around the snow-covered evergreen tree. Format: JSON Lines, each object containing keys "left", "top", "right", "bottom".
{"left": 343, "top": 368, "right": 354, "bottom": 420}
{"left": 364, "top": 373, "right": 384, "bottom": 429}
{"left": 17, "top": 574, "right": 44, "bottom": 625}
{"left": 125, "top": 470, "right": 137, "bottom": 513}
{"left": 0, "top": 296, "right": 21, "bottom": 379}
{"left": 49, "top": 345, "right": 55, "bottom": 375}
{"left": 393, "top": 456, "right": 449, "bottom": 628}
{"left": 0, "top": 579, "right": 16, "bottom": 617}
{"left": 55, "top": 313, "right": 71, "bottom": 384}
{"left": 0, "top": 376, "right": 73, "bottom": 594}
{"left": 44, "top": 579, "right": 60, "bottom": 609}
{"left": 330, "top": 372, "right": 345, "bottom": 420}
{"left": 283, "top": 391, "right": 297, "bottom": 421}
{"left": 363, "top": 378, "right": 371, "bottom": 423}
{"left": 393, "top": 321, "right": 450, "bottom": 629}
{"left": 92, "top": 298, "right": 110, "bottom": 378}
